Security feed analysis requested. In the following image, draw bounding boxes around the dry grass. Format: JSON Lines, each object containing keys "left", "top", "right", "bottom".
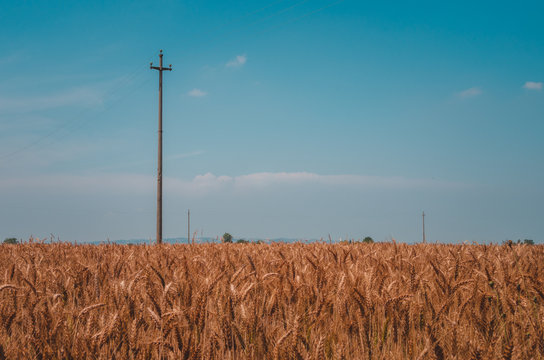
{"left": 0, "top": 241, "right": 543, "bottom": 359}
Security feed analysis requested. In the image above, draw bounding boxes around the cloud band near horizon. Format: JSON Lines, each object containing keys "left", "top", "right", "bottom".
{"left": 0, "top": 171, "right": 467, "bottom": 196}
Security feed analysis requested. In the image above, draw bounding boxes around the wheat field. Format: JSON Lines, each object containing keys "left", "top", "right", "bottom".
{"left": 0, "top": 241, "right": 543, "bottom": 359}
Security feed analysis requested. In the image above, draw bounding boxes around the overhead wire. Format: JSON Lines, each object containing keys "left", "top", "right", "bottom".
{"left": 36, "top": 74, "right": 154, "bottom": 150}
{"left": 0, "top": 55, "right": 154, "bottom": 162}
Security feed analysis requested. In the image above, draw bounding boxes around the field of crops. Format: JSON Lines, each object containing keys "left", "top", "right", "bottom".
{"left": 0, "top": 241, "right": 543, "bottom": 359}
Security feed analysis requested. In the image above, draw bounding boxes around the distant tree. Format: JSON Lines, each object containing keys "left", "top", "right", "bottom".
{"left": 236, "top": 239, "right": 249, "bottom": 244}
{"left": 505, "top": 239, "right": 534, "bottom": 246}
{"left": 222, "top": 233, "right": 233, "bottom": 243}
{"left": 3, "top": 238, "right": 17, "bottom": 244}
{"left": 362, "top": 236, "right": 374, "bottom": 244}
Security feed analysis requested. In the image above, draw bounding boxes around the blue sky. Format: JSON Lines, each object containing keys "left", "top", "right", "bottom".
{"left": 0, "top": 0, "right": 543, "bottom": 243}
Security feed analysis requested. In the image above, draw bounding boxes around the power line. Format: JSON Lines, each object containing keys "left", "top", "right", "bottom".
{"left": 0, "top": 56, "right": 154, "bottom": 162}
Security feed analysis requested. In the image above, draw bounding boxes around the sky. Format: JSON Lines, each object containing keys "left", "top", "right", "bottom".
{"left": 0, "top": 0, "right": 543, "bottom": 243}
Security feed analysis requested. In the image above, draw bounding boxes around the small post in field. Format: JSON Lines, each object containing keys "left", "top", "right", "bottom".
{"left": 422, "top": 211, "right": 426, "bottom": 243}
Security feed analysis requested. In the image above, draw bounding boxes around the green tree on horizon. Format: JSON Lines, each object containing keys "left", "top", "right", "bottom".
{"left": 362, "top": 236, "right": 374, "bottom": 243}
{"left": 222, "top": 233, "right": 233, "bottom": 243}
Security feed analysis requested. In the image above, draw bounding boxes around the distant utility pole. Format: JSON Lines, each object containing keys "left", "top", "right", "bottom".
{"left": 188, "top": 209, "right": 191, "bottom": 244}
{"left": 150, "top": 50, "right": 172, "bottom": 244}
{"left": 422, "top": 211, "right": 426, "bottom": 243}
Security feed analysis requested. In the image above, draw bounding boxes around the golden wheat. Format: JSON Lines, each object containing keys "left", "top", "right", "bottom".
{"left": 0, "top": 241, "right": 543, "bottom": 359}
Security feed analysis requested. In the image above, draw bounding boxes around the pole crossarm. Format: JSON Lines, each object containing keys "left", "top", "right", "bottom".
{"left": 150, "top": 66, "right": 172, "bottom": 71}
{"left": 150, "top": 49, "right": 173, "bottom": 72}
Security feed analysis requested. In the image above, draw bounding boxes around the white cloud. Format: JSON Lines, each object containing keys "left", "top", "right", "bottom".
{"left": 0, "top": 173, "right": 153, "bottom": 194}
{"left": 523, "top": 81, "right": 542, "bottom": 90}
{"left": 0, "top": 171, "right": 465, "bottom": 197}
{"left": 0, "top": 87, "right": 103, "bottom": 113}
{"left": 188, "top": 88, "right": 207, "bottom": 97}
{"left": 226, "top": 54, "right": 247, "bottom": 68}
{"left": 457, "top": 87, "right": 482, "bottom": 98}
{"left": 228, "top": 172, "right": 462, "bottom": 191}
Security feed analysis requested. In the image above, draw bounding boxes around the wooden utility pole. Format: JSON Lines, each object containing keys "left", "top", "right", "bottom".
{"left": 188, "top": 209, "right": 191, "bottom": 244}
{"left": 150, "top": 50, "right": 172, "bottom": 244}
{"left": 422, "top": 211, "right": 426, "bottom": 243}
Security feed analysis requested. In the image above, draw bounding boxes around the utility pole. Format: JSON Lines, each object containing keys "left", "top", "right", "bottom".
{"left": 188, "top": 209, "right": 191, "bottom": 244}
{"left": 150, "top": 50, "right": 172, "bottom": 244}
{"left": 422, "top": 211, "right": 426, "bottom": 243}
